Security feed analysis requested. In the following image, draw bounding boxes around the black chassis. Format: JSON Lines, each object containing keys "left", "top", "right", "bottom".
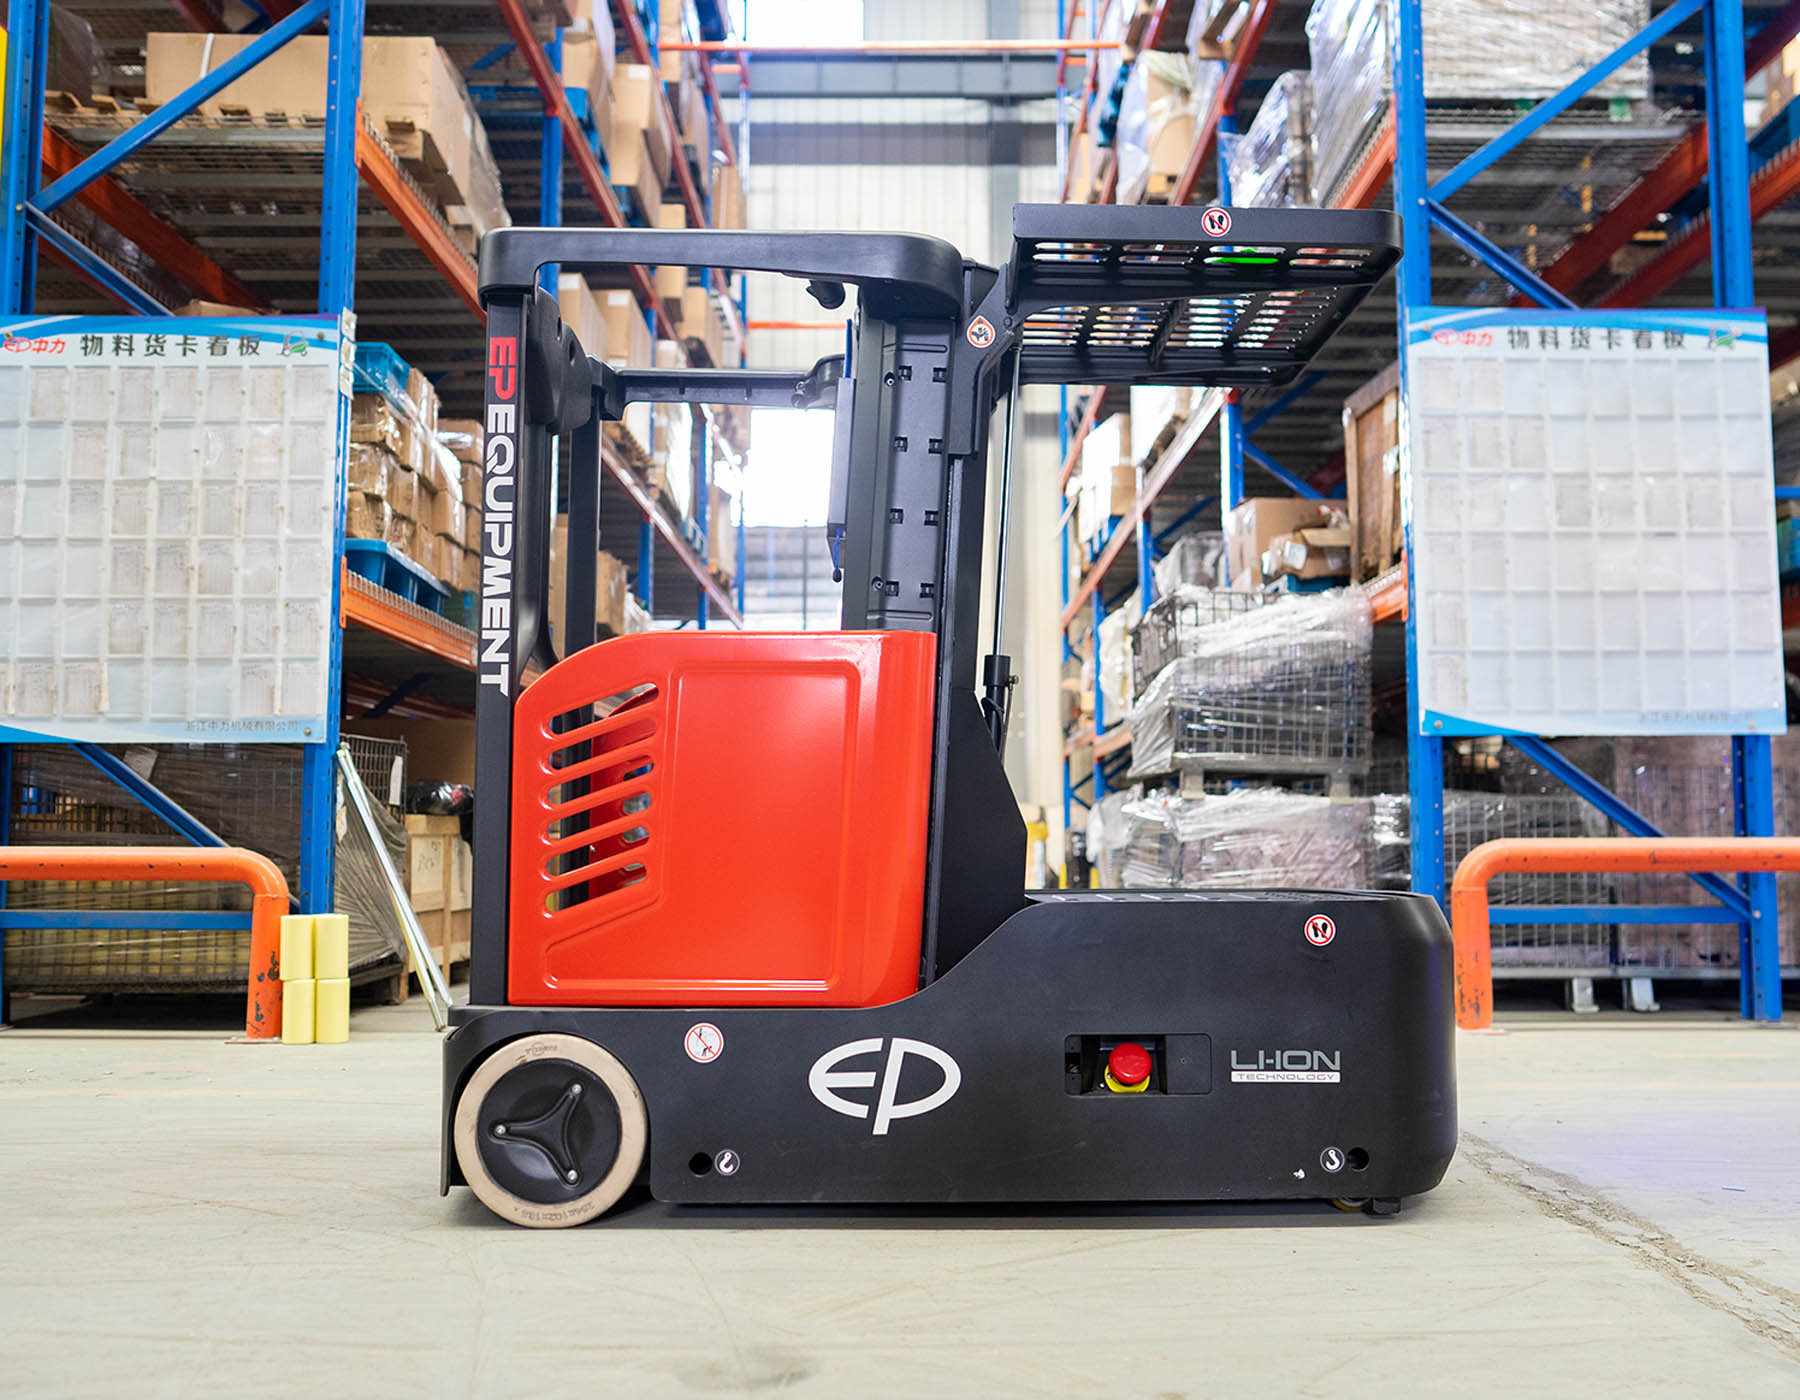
{"left": 442, "top": 890, "right": 1457, "bottom": 1208}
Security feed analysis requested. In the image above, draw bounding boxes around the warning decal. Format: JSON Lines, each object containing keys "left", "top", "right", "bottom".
{"left": 1201, "top": 207, "right": 1232, "bottom": 237}
{"left": 684, "top": 1022, "right": 724, "bottom": 1063}
{"left": 1304, "top": 914, "right": 1336, "bottom": 947}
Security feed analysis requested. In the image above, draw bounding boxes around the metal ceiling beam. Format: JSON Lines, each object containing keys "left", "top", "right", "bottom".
{"left": 709, "top": 55, "right": 1061, "bottom": 100}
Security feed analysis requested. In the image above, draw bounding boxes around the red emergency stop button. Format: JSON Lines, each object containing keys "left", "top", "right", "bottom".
{"left": 1104, "top": 1042, "right": 1152, "bottom": 1093}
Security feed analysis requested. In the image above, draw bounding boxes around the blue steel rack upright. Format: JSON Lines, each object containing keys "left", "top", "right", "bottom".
{"left": 0, "top": 0, "right": 364, "bottom": 931}
{"left": 0, "top": 0, "right": 749, "bottom": 1016}
{"left": 1391, "top": 0, "right": 1784, "bottom": 1022}
{"left": 1051, "top": 0, "right": 1787, "bottom": 1020}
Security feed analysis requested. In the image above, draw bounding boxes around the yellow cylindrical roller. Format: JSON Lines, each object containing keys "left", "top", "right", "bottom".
{"left": 281, "top": 978, "right": 316, "bottom": 1045}
{"left": 315, "top": 977, "right": 350, "bottom": 1044}
{"left": 279, "top": 914, "right": 314, "bottom": 981}
{"left": 313, "top": 914, "right": 351, "bottom": 980}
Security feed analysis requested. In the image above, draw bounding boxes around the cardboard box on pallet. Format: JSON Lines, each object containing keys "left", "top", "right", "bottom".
{"left": 560, "top": 27, "right": 615, "bottom": 120}
{"left": 1342, "top": 361, "right": 1403, "bottom": 582}
{"left": 658, "top": 0, "right": 687, "bottom": 80}
{"left": 439, "top": 418, "right": 482, "bottom": 465}
{"left": 610, "top": 64, "right": 672, "bottom": 199}
{"left": 599, "top": 288, "right": 655, "bottom": 369}
{"left": 680, "top": 285, "right": 727, "bottom": 365}
{"left": 1224, "top": 497, "right": 1341, "bottom": 589}
{"left": 1075, "top": 414, "right": 1135, "bottom": 543}
{"left": 146, "top": 35, "right": 500, "bottom": 222}
{"left": 557, "top": 273, "right": 612, "bottom": 361}
{"left": 1262, "top": 524, "right": 1353, "bottom": 583}
{"left": 351, "top": 393, "right": 406, "bottom": 457}
{"left": 387, "top": 466, "right": 419, "bottom": 522}
{"left": 458, "top": 546, "right": 481, "bottom": 593}
{"left": 347, "top": 490, "right": 389, "bottom": 540}
{"left": 406, "top": 814, "right": 472, "bottom": 976}
{"left": 707, "top": 484, "right": 735, "bottom": 579}
{"left": 347, "top": 443, "right": 393, "bottom": 498}
{"left": 655, "top": 204, "right": 689, "bottom": 321}
{"left": 548, "top": 514, "right": 633, "bottom": 642}
{"left": 425, "top": 488, "right": 466, "bottom": 549}
{"left": 710, "top": 158, "right": 746, "bottom": 228}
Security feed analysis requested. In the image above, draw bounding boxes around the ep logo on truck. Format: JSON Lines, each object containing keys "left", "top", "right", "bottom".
{"left": 808, "top": 1037, "right": 962, "bottom": 1135}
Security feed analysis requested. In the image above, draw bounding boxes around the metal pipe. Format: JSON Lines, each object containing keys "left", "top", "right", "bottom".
{"left": 0, "top": 844, "right": 289, "bottom": 1038}
{"left": 664, "top": 39, "right": 1122, "bottom": 54}
{"left": 1451, "top": 837, "right": 1800, "bottom": 1030}
{"left": 334, "top": 748, "right": 452, "bottom": 1029}
{"left": 990, "top": 347, "right": 1024, "bottom": 662}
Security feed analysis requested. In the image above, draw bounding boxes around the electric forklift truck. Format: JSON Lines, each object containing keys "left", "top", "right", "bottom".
{"left": 443, "top": 204, "right": 1457, "bottom": 1227}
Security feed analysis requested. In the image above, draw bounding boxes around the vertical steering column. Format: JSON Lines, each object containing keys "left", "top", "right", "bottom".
{"left": 471, "top": 293, "right": 529, "bottom": 1004}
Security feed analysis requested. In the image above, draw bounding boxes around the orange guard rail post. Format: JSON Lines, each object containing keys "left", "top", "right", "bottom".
{"left": 0, "top": 846, "right": 293, "bottom": 1038}
{"left": 1450, "top": 838, "right": 1800, "bottom": 1030}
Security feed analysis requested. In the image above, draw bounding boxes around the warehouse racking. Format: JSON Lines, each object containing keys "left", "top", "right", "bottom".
{"left": 0, "top": 0, "right": 749, "bottom": 1004}
{"left": 1055, "top": 0, "right": 1800, "bottom": 1020}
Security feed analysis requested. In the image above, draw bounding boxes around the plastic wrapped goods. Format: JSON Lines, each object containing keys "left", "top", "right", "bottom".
{"left": 1306, "top": 0, "right": 1651, "bottom": 205}
{"left": 1115, "top": 53, "right": 1218, "bottom": 202}
{"left": 1086, "top": 789, "right": 1137, "bottom": 889}
{"left": 1152, "top": 532, "right": 1226, "bottom": 596}
{"left": 1131, "top": 584, "right": 1270, "bottom": 694}
{"left": 1128, "top": 587, "right": 1373, "bottom": 781}
{"left": 1112, "top": 788, "right": 1372, "bottom": 890}
{"left": 1228, "top": 71, "right": 1312, "bottom": 208}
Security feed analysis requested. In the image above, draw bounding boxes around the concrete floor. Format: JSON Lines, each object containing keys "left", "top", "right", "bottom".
{"left": 3, "top": 997, "right": 1799, "bottom": 1399}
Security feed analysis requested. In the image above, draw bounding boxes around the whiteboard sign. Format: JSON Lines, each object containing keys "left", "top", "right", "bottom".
{"left": 0, "top": 315, "right": 346, "bottom": 744}
{"left": 1405, "top": 308, "right": 1784, "bottom": 738}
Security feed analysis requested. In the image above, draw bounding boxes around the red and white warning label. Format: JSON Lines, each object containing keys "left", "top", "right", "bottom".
{"left": 1304, "top": 914, "right": 1336, "bottom": 947}
{"left": 1201, "top": 206, "right": 1232, "bottom": 237}
{"left": 684, "top": 1022, "right": 724, "bottom": 1063}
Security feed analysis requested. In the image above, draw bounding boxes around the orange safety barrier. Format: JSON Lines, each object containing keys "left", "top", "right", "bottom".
{"left": 0, "top": 846, "right": 292, "bottom": 1039}
{"left": 1450, "top": 838, "right": 1800, "bottom": 1030}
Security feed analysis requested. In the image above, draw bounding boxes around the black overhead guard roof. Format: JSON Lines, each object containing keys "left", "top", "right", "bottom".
{"left": 1005, "top": 204, "right": 1401, "bottom": 388}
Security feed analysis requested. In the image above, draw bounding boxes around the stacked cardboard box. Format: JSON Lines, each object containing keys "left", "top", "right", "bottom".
{"left": 610, "top": 63, "right": 670, "bottom": 223}
{"left": 548, "top": 513, "right": 634, "bottom": 645}
{"left": 438, "top": 419, "right": 485, "bottom": 593}
{"left": 680, "top": 285, "right": 729, "bottom": 366}
{"left": 597, "top": 287, "right": 655, "bottom": 458}
{"left": 707, "top": 484, "right": 735, "bottom": 582}
{"left": 648, "top": 339, "right": 695, "bottom": 518}
{"left": 406, "top": 815, "right": 471, "bottom": 977}
{"left": 345, "top": 360, "right": 470, "bottom": 589}
{"left": 559, "top": 0, "right": 617, "bottom": 121}
{"left": 557, "top": 273, "right": 612, "bottom": 361}
{"left": 1074, "top": 413, "right": 1135, "bottom": 545}
{"left": 655, "top": 203, "right": 690, "bottom": 324}
{"left": 1341, "top": 361, "right": 1403, "bottom": 582}
{"left": 1223, "top": 497, "right": 1347, "bottom": 589}
{"left": 145, "top": 35, "right": 510, "bottom": 248}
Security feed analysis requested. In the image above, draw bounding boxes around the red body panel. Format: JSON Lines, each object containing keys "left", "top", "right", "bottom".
{"left": 508, "top": 630, "right": 937, "bottom": 1007}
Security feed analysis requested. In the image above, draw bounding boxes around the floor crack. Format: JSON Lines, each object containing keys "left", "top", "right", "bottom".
{"left": 1461, "top": 1132, "right": 1800, "bottom": 1365}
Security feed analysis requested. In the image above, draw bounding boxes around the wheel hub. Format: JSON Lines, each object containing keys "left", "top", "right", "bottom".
{"left": 474, "top": 1058, "right": 621, "bottom": 1205}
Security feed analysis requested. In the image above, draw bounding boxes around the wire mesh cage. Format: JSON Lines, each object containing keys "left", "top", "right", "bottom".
{"left": 3, "top": 741, "right": 409, "bottom": 994}
{"left": 1130, "top": 585, "right": 1271, "bottom": 695}
{"left": 1445, "top": 790, "right": 1615, "bottom": 969}
{"left": 1129, "top": 587, "right": 1373, "bottom": 781}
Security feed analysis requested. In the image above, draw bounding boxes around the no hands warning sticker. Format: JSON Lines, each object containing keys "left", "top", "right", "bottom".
{"left": 1304, "top": 914, "right": 1336, "bottom": 947}
{"left": 684, "top": 1022, "right": 724, "bottom": 1063}
{"left": 1201, "top": 207, "right": 1232, "bottom": 237}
